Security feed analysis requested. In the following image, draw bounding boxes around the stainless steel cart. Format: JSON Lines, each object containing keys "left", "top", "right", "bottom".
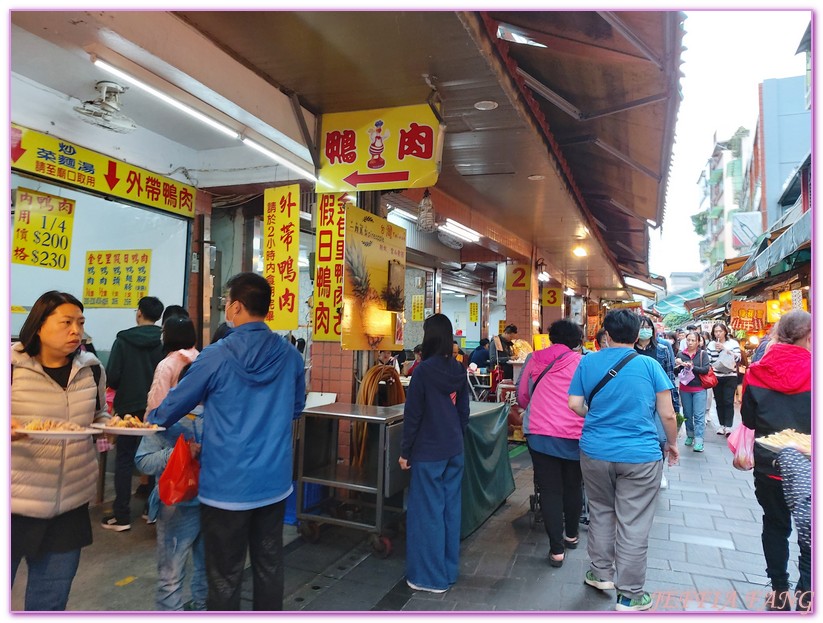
{"left": 296, "top": 403, "right": 408, "bottom": 557}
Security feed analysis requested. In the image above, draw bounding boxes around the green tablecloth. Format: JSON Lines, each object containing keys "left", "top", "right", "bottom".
{"left": 461, "top": 402, "right": 516, "bottom": 539}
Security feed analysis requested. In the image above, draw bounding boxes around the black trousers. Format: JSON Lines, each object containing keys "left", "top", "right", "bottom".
{"left": 754, "top": 473, "right": 811, "bottom": 595}
{"left": 528, "top": 448, "right": 583, "bottom": 555}
{"left": 712, "top": 376, "right": 737, "bottom": 428}
{"left": 113, "top": 409, "right": 153, "bottom": 522}
{"left": 200, "top": 501, "right": 285, "bottom": 611}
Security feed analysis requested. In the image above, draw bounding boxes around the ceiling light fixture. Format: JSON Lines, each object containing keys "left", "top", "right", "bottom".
{"left": 93, "top": 55, "right": 317, "bottom": 183}
{"left": 93, "top": 58, "right": 240, "bottom": 140}
{"left": 572, "top": 245, "right": 588, "bottom": 257}
{"left": 527, "top": 174, "right": 545, "bottom": 181}
{"left": 535, "top": 258, "right": 550, "bottom": 282}
{"left": 390, "top": 207, "right": 419, "bottom": 222}
{"left": 565, "top": 287, "right": 576, "bottom": 296}
{"left": 242, "top": 137, "right": 317, "bottom": 182}
{"left": 474, "top": 100, "right": 499, "bottom": 111}
{"left": 439, "top": 218, "right": 481, "bottom": 243}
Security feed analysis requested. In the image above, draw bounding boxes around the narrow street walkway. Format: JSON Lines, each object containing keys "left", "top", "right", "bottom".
{"left": 12, "top": 409, "right": 799, "bottom": 612}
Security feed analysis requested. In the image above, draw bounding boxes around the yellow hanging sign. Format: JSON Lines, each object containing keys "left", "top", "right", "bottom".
{"left": 506, "top": 264, "right": 531, "bottom": 290}
{"left": 83, "top": 249, "right": 151, "bottom": 308}
{"left": 11, "top": 124, "right": 196, "bottom": 218}
{"left": 262, "top": 185, "right": 300, "bottom": 331}
{"left": 541, "top": 287, "right": 562, "bottom": 307}
{"left": 469, "top": 301, "right": 479, "bottom": 323}
{"left": 12, "top": 187, "right": 75, "bottom": 272}
{"left": 318, "top": 104, "right": 445, "bottom": 193}
{"left": 312, "top": 193, "right": 349, "bottom": 341}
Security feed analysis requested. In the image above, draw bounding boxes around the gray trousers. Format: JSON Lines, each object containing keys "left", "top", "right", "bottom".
{"left": 580, "top": 451, "right": 662, "bottom": 599}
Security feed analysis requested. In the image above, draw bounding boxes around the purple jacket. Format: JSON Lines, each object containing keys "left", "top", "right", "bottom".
{"left": 516, "top": 344, "right": 583, "bottom": 439}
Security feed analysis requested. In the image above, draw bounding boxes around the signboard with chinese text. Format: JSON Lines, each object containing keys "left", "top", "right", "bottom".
{"left": 312, "top": 193, "right": 349, "bottom": 341}
{"left": 263, "top": 186, "right": 300, "bottom": 330}
{"left": 498, "top": 320, "right": 507, "bottom": 334}
{"left": 541, "top": 287, "right": 562, "bottom": 307}
{"left": 11, "top": 125, "right": 196, "bottom": 218}
{"left": 318, "top": 104, "right": 444, "bottom": 193}
{"left": 341, "top": 205, "right": 406, "bottom": 350}
{"left": 83, "top": 250, "right": 151, "bottom": 308}
{"left": 412, "top": 294, "right": 425, "bottom": 322}
{"left": 729, "top": 300, "right": 766, "bottom": 332}
{"left": 611, "top": 301, "right": 642, "bottom": 311}
{"left": 12, "top": 188, "right": 75, "bottom": 271}
{"left": 506, "top": 264, "right": 531, "bottom": 291}
{"left": 469, "top": 302, "right": 479, "bottom": 323}
{"left": 533, "top": 334, "right": 551, "bottom": 350}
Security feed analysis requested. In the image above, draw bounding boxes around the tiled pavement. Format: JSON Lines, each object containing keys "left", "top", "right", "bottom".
{"left": 11, "top": 408, "right": 803, "bottom": 612}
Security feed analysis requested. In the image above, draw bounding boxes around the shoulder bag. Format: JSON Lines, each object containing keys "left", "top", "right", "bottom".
{"left": 696, "top": 350, "right": 718, "bottom": 389}
{"left": 586, "top": 352, "right": 639, "bottom": 406}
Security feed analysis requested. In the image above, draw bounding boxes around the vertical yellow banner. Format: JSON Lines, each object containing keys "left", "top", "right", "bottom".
{"left": 533, "top": 334, "right": 551, "bottom": 350}
{"left": 469, "top": 302, "right": 479, "bottom": 323}
{"left": 506, "top": 264, "right": 531, "bottom": 290}
{"left": 83, "top": 249, "right": 151, "bottom": 308}
{"left": 263, "top": 185, "right": 300, "bottom": 330}
{"left": 411, "top": 294, "right": 425, "bottom": 321}
{"left": 498, "top": 320, "right": 507, "bottom": 334}
{"left": 12, "top": 188, "right": 75, "bottom": 271}
{"left": 312, "top": 193, "right": 348, "bottom": 341}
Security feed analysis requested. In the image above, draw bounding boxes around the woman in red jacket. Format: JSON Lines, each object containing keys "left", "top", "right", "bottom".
{"left": 741, "top": 309, "right": 811, "bottom": 611}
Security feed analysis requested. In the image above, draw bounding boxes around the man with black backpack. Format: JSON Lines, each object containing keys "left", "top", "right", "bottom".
{"left": 101, "top": 296, "right": 165, "bottom": 532}
{"left": 568, "top": 309, "right": 679, "bottom": 612}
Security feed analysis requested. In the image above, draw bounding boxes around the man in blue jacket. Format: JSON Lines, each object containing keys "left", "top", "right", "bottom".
{"left": 148, "top": 273, "right": 306, "bottom": 611}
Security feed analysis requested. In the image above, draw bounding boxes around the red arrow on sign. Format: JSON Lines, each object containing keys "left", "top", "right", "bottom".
{"left": 343, "top": 170, "right": 410, "bottom": 187}
{"left": 10, "top": 127, "right": 26, "bottom": 163}
{"left": 104, "top": 161, "right": 120, "bottom": 190}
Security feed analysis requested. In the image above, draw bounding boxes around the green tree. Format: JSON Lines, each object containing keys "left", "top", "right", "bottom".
{"left": 663, "top": 311, "right": 693, "bottom": 331}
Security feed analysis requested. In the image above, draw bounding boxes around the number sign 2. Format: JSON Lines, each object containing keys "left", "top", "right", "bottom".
{"left": 506, "top": 264, "right": 531, "bottom": 290}
{"left": 542, "top": 287, "right": 562, "bottom": 307}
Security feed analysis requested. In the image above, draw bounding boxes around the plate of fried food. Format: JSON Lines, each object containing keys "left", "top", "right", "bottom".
{"left": 756, "top": 429, "right": 811, "bottom": 457}
{"left": 91, "top": 414, "right": 165, "bottom": 436}
{"left": 14, "top": 418, "right": 98, "bottom": 439}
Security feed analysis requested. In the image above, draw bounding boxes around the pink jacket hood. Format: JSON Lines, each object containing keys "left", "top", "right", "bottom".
{"left": 516, "top": 344, "right": 583, "bottom": 439}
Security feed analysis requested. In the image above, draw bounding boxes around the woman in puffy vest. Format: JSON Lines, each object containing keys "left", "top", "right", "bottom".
{"left": 11, "top": 291, "right": 108, "bottom": 610}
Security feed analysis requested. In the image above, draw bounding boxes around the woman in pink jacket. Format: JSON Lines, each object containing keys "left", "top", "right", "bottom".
{"left": 516, "top": 319, "right": 584, "bottom": 567}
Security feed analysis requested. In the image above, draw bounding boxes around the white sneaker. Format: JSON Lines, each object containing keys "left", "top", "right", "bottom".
{"left": 407, "top": 579, "right": 447, "bottom": 594}
{"left": 716, "top": 426, "right": 726, "bottom": 435}
{"left": 660, "top": 473, "right": 668, "bottom": 490}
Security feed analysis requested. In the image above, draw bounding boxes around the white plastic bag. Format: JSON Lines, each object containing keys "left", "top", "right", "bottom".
{"left": 714, "top": 348, "right": 737, "bottom": 374}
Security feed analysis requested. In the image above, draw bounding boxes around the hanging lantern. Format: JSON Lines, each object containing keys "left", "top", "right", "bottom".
{"left": 416, "top": 189, "right": 437, "bottom": 233}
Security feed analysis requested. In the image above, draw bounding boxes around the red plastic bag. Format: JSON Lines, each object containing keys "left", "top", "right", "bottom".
{"left": 727, "top": 424, "right": 754, "bottom": 471}
{"left": 159, "top": 434, "right": 200, "bottom": 505}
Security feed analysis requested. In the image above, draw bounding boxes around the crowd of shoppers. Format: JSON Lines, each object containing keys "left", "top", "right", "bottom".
{"left": 11, "top": 285, "right": 810, "bottom": 613}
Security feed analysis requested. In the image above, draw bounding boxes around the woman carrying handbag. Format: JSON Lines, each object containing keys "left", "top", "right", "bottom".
{"left": 674, "top": 331, "right": 711, "bottom": 452}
